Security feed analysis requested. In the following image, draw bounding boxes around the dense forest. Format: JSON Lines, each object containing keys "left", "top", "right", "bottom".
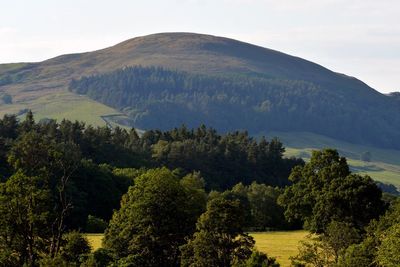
{"left": 69, "top": 66, "right": 400, "bottom": 149}
{"left": 0, "top": 112, "right": 301, "bottom": 227}
{"left": 0, "top": 112, "right": 399, "bottom": 266}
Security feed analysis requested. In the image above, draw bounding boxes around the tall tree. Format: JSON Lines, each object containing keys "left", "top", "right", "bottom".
{"left": 104, "top": 168, "right": 199, "bottom": 266}
{"left": 279, "top": 149, "right": 385, "bottom": 233}
{"left": 48, "top": 141, "right": 81, "bottom": 257}
{"left": 7, "top": 132, "right": 81, "bottom": 258}
{"left": 339, "top": 200, "right": 400, "bottom": 267}
{"left": 180, "top": 197, "right": 255, "bottom": 267}
{"left": 246, "top": 182, "right": 287, "bottom": 230}
{"left": 0, "top": 171, "right": 52, "bottom": 266}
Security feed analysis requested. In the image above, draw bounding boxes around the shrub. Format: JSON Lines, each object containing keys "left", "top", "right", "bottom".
{"left": 85, "top": 215, "right": 108, "bottom": 233}
{"left": 61, "top": 231, "right": 91, "bottom": 264}
{"left": 241, "top": 250, "right": 280, "bottom": 267}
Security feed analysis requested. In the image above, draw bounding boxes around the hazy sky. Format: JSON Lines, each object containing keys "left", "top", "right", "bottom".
{"left": 1, "top": 0, "right": 399, "bottom": 93}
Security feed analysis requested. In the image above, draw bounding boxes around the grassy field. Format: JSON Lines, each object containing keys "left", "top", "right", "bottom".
{"left": 31, "top": 92, "right": 119, "bottom": 126}
{"left": 0, "top": 90, "right": 132, "bottom": 128}
{"left": 84, "top": 234, "right": 103, "bottom": 252}
{"left": 85, "top": 231, "right": 307, "bottom": 267}
{"left": 251, "top": 231, "right": 308, "bottom": 267}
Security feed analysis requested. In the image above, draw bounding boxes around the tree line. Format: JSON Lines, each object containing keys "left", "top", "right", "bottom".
{"left": 1, "top": 111, "right": 302, "bottom": 190}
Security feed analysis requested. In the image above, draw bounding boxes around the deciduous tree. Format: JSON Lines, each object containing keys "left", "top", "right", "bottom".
{"left": 180, "top": 197, "right": 255, "bottom": 267}
{"left": 279, "top": 149, "right": 385, "bottom": 233}
{"left": 104, "top": 168, "right": 199, "bottom": 266}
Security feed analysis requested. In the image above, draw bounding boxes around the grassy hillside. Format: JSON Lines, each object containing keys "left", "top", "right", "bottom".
{"left": 0, "top": 63, "right": 30, "bottom": 74}
{"left": 267, "top": 131, "right": 400, "bottom": 188}
{"left": 0, "top": 91, "right": 128, "bottom": 127}
{"left": 68, "top": 64, "right": 400, "bottom": 150}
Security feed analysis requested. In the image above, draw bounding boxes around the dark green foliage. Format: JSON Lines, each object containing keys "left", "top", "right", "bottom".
{"left": 69, "top": 160, "right": 131, "bottom": 226}
{"left": 368, "top": 199, "right": 400, "bottom": 235}
{"left": 341, "top": 199, "right": 400, "bottom": 266}
{"left": 6, "top": 110, "right": 392, "bottom": 266}
{"left": 60, "top": 231, "right": 91, "bottom": 265}
{"left": 337, "top": 218, "right": 400, "bottom": 267}
{"left": 0, "top": 113, "right": 300, "bottom": 233}
{"left": 180, "top": 171, "right": 208, "bottom": 229}
{"left": 7, "top": 128, "right": 84, "bottom": 258}
{"left": 322, "top": 221, "right": 361, "bottom": 262}
{"left": 279, "top": 149, "right": 385, "bottom": 233}
{"left": 82, "top": 248, "right": 115, "bottom": 267}
{"left": 150, "top": 128, "right": 302, "bottom": 189}
{"left": 104, "top": 168, "right": 202, "bottom": 266}
{"left": 69, "top": 65, "right": 400, "bottom": 149}
{"left": 0, "top": 114, "right": 18, "bottom": 139}
{"left": 112, "top": 167, "right": 148, "bottom": 181}
{"left": 290, "top": 237, "right": 334, "bottom": 267}
{"left": 0, "top": 171, "right": 52, "bottom": 266}
{"left": 222, "top": 184, "right": 253, "bottom": 228}
{"left": 0, "top": 114, "right": 17, "bottom": 178}
{"left": 0, "top": 249, "right": 17, "bottom": 267}
{"left": 231, "top": 182, "right": 294, "bottom": 230}
{"left": 37, "top": 255, "right": 69, "bottom": 267}
{"left": 291, "top": 221, "right": 360, "bottom": 266}
{"left": 180, "top": 197, "right": 255, "bottom": 267}
{"left": 339, "top": 237, "right": 378, "bottom": 267}
{"left": 293, "top": 197, "right": 400, "bottom": 266}
{"left": 2, "top": 113, "right": 300, "bottom": 190}
{"left": 239, "top": 250, "right": 280, "bottom": 267}
{"left": 85, "top": 215, "right": 108, "bottom": 233}
{"left": 376, "top": 223, "right": 400, "bottom": 267}
{"left": 325, "top": 174, "right": 385, "bottom": 231}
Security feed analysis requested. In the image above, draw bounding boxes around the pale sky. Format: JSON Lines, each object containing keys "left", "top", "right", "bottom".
{"left": 1, "top": 0, "right": 399, "bottom": 93}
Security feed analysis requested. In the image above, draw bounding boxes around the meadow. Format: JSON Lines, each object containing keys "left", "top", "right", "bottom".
{"left": 251, "top": 231, "right": 308, "bottom": 267}
{"left": 85, "top": 230, "right": 308, "bottom": 267}
{"left": 85, "top": 233, "right": 103, "bottom": 252}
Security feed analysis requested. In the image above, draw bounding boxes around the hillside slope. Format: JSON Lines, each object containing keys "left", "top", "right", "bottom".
{"left": 0, "top": 32, "right": 386, "bottom": 94}
{"left": 0, "top": 33, "right": 399, "bottom": 150}
{"left": 68, "top": 64, "right": 400, "bottom": 150}
{"left": 267, "top": 131, "right": 400, "bottom": 188}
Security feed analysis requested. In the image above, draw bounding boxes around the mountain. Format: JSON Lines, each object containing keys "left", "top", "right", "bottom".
{"left": 0, "top": 33, "right": 399, "bottom": 151}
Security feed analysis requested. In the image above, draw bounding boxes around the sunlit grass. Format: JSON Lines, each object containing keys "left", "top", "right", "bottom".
{"left": 84, "top": 233, "right": 104, "bottom": 252}
{"left": 250, "top": 230, "right": 308, "bottom": 267}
